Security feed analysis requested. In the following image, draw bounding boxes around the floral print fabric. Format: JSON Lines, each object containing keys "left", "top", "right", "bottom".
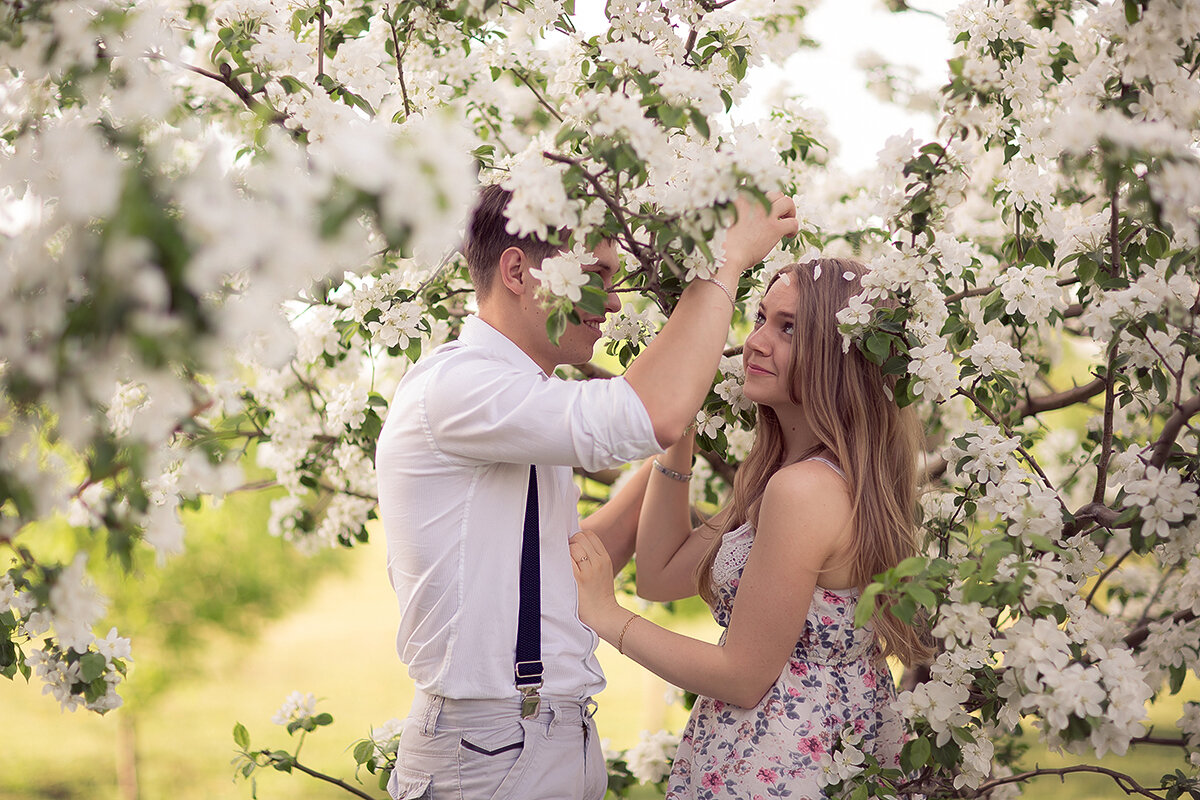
{"left": 665, "top": 523, "right": 906, "bottom": 800}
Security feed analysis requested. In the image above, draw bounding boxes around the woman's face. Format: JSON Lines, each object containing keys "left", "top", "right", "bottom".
{"left": 742, "top": 274, "right": 799, "bottom": 411}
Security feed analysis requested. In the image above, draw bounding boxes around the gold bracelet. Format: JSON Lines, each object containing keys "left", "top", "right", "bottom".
{"left": 617, "top": 612, "right": 639, "bottom": 655}
{"left": 653, "top": 458, "right": 692, "bottom": 482}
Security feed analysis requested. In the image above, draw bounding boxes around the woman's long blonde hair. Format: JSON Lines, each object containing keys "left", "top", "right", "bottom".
{"left": 696, "top": 258, "right": 932, "bottom": 665}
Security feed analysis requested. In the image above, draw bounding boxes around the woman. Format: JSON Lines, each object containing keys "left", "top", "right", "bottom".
{"left": 570, "top": 257, "right": 930, "bottom": 799}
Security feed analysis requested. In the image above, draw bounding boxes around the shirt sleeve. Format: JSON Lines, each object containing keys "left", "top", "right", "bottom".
{"left": 421, "top": 356, "right": 661, "bottom": 472}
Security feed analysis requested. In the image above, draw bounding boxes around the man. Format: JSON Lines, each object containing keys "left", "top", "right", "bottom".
{"left": 375, "top": 183, "right": 797, "bottom": 800}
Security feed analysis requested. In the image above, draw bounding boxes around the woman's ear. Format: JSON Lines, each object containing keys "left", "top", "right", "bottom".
{"left": 496, "top": 246, "right": 529, "bottom": 297}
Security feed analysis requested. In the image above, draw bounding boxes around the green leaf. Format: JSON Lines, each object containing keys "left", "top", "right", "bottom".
{"left": 546, "top": 307, "right": 567, "bottom": 345}
{"left": 234, "top": 723, "right": 251, "bottom": 750}
{"left": 892, "top": 556, "right": 926, "bottom": 578}
{"left": 854, "top": 584, "right": 883, "bottom": 628}
{"left": 904, "top": 736, "right": 931, "bottom": 771}
{"left": 1145, "top": 229, "right": 1170, "bottom": 259}
{"left": 577, "top": 272, "right": 609, "bottom": 316}
{"left": 78, "top": 652, "right": 107, "bottom": 683}
{"left": 353, "top": 739, "right": 375, "bottom": 764}
{"left": 908, "top": 584, "right": 937, "bottom": 610}
{"left": 865, "top": 333, "right": 891, "bottom": 365}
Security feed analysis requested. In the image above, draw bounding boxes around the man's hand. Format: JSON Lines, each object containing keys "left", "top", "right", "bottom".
{"left": 721, "top": 192, "right": 799, "bottom": 273}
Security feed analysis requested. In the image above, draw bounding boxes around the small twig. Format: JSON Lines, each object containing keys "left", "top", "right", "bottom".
{"left": 1108, "top": 186, "right": 1122, "bottom": 278}
{"left": 955, "top": 386, "right": 1062, "bottom": 502}
{"left": 269, "top": 755, "right": 376, "bottom": 800}
{"left": 1092, "top": 335, "right": 1122, "bottom": 504}
{"left": 1085, "top": 547, "right": 1132, "bottom": 605}
{"left": 512, "top": 68, "right": 564, "bottom": 122}
{"left": 317, "top": 1, "right": 325, "bottom": 80}
{"left": 386, "top": 11, "right": 413, "bottom": 118}
{"left": 1129, "top": 735, "right": 1189, "bottom": 747}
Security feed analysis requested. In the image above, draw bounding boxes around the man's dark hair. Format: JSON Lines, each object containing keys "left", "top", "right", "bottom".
{"left": 463, "top": 184, "right": 560, "bottom": 299}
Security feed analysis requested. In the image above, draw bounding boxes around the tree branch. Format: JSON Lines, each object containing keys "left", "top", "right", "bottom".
{"left": 969, "top": 764, "right": 1166, "bottom": 800}
{"left": 274, "top": 756, "right": 376, "bottom": 800}
{"left": 943, "top": 276, "right": 1078, "bottom": 306}
{"left": 1092, "top": 335, "right": 1121, "bottom": 504}
{"left": 1017, "top": 376, "right": 1105, "bottom": 416}
{"left": 1150, "top": 394, "right": 1200, "bottom": 468}
{"left": 1124, "top": 609, "right": 1197, "bottom": 650}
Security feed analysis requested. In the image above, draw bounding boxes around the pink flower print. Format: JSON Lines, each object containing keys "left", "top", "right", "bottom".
{"left": 853, "top": 719, "right": 866, "bottom": 734}
{"left": 863, "top": 669, "right": 877, "bottom": 688}
{"left": 712, "top": 699, "right": 725, "bottom": 712}
{"left": 797, "top": 736, "right": 824, "bottom": 755}
{"left": 701, "top": 772, "right": 723, "bottom": 791}
{"left": 757, "top": 768, "right": 779, "bottom": 784}
{"left": 788, "top": 660, "right": 809, "bottom": 677}
{"left": 823, "top": 589, "right": 843, "bottom": 603}
{"left": 787, "top": 686, "right": 801, "bottom": 698}
{"left": 821, "top": 615, "right": 834, "bottom": 625}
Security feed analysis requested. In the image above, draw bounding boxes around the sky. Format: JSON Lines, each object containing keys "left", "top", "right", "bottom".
{"left": 578, "top": 0, "right": 961, "bottom": 173}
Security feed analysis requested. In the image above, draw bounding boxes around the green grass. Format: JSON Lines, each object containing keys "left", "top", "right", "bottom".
{"left": 0, "top": 535, "right": 708, "bottom": 800}
{"left": 1, "top": 533, "right": 1192, "bottom": 800}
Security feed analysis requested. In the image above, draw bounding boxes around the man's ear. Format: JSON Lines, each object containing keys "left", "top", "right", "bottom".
{"left": 496, "top": 246, "right": 530, "bottom": 297}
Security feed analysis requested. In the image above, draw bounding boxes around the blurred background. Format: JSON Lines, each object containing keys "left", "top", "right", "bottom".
{"left": 3, "top": 2, "right": 1194, "bottom": 799}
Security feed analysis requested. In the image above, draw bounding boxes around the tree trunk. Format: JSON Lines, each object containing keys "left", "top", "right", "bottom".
{"left": 117, "top": 711, "right": 140, "bottom": 800}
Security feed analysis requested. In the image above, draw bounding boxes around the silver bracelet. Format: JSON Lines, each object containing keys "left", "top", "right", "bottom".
{"left": 653, "top": 459, "right": 692, "bottom": 482}
{"left": 700, "top": 277, "right": 736, "bottom": 308}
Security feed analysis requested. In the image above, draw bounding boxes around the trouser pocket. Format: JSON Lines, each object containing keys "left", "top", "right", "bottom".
{"left": 387, "top": 765, "right": 432, "bottom": 800}
{"left": 457, "top": 718, "right": 529, "bottom": 800}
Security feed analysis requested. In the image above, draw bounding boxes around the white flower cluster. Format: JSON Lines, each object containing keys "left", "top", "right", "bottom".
{"left": 816, "top": 725, "right": 867, "bottom": 787}
{"left": 271, "top": 691, "right": 319, "bottom": 727}
{"left": 2, "top": 558, "right": 131, "bottom": 713}
{"left": 602, "top": 303, "right": 659, "bottom": 346}
{"left": 531, "top": 242, "right": 591, "bottom": 304}
{"left": 1122, "top": 465, "right": 1199, "bottom": 541}
{"left": 622, "top": 728, "right": 678, "bottom": 784}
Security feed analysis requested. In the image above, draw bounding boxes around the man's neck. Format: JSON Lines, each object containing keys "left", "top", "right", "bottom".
{"left": 477, "top": 306, "right": 556, "bottom": 376}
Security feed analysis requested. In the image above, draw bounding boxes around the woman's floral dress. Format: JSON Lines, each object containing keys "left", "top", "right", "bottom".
{"left": 665, "top": 520, "right": 906, "bottom": 800}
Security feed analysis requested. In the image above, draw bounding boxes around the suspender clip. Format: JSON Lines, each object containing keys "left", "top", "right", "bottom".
{"left": 519, "top": 684, "right": 542, "bottom": 719}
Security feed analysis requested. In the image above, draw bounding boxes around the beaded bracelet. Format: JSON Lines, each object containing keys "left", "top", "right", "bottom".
{"left": 700, "top": 277, "right": 736, "bottom": 308}
{"left": 653, "top": 459, "right": 692, "bottom": 482}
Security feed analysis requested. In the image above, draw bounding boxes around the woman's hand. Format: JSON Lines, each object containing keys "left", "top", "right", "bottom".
{"left": 570, "top": 529, "right": 624, "bottom": 633}
{"left": 721, "top": 192, "right": 798, "bottom": 273}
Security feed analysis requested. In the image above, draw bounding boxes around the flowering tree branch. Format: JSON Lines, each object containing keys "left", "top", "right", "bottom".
{"left": 1149, "top": 394, "right": 1200, "bottom": 468}
{"left": 969, "top": 764, "right": 1167, "bottom": 800}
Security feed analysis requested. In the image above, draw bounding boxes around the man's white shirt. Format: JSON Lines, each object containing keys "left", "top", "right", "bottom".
{"left": 375, "top": 315, "right": 661, "bottom": 700}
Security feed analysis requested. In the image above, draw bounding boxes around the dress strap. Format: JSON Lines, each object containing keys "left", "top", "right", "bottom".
{"left": 804, "top": 455, "right": 846, "bottom": 479}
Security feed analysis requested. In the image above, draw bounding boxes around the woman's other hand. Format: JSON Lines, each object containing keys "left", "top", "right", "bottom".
{"left": 570, "top": 529, "right": 622, "bottom": 630}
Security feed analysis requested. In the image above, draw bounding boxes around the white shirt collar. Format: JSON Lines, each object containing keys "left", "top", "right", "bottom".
{"left": 459, "top": 315, "right": 546, "bottom": 376}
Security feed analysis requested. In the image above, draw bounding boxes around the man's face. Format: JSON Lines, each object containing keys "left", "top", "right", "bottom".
{"left": 533, "top": 240, "right": 621, "bottom": 369}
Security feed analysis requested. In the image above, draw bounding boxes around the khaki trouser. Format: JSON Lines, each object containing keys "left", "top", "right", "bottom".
{"left": 388, "top": 690, "right": 607, "bottom": 800}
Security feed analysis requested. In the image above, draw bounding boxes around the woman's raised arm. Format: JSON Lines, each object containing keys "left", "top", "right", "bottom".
{"left": 632, "top": 428, "right": 715, "bottom": 602}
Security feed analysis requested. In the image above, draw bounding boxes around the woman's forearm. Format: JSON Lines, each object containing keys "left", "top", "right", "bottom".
{"left": 591, "top": 604, "right": 775, "bottom": 709}
{"left": 634, "top": 434, "right": 700, "bottom": 599}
